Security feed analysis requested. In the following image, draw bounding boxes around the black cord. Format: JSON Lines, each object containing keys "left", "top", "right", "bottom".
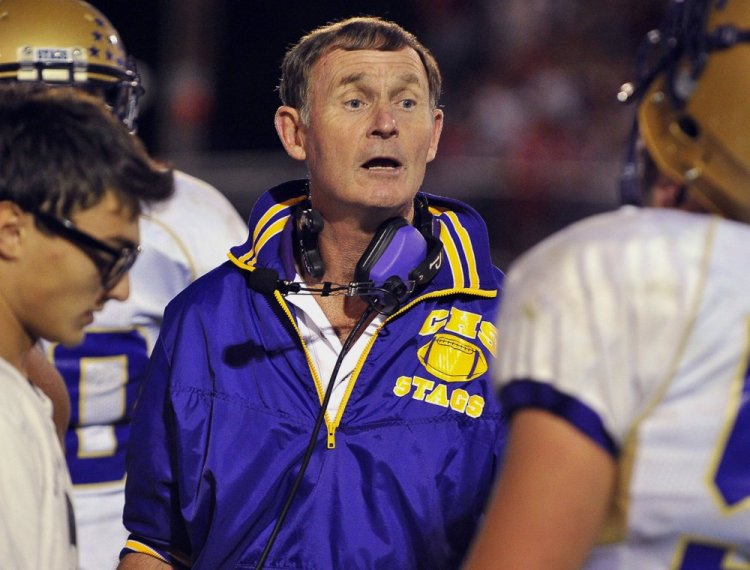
{"left": 254, "top": 305, "right": 376, "bottom": 570}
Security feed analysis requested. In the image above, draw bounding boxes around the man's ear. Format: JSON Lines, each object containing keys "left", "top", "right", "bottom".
{"left": 0, "top": 201, "right": 27, "bottom": 260}
{"left": 426, "top": 108, "right": 444, "bottom": 163}
{"left": 275, "top": 106, "right": 307, "bottom": 162}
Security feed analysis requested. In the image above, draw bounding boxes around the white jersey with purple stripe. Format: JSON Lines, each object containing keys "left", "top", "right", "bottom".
{"left": 496, "top": 206, "right": 750, "bottom": 569}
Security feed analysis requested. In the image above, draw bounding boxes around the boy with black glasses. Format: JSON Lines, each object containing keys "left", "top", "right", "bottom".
{"left": 0, "top": 84, "right": 172, "bottom": 569}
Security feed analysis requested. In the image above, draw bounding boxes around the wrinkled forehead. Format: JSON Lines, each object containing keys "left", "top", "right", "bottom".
{"left": 311, "top": 47, "right": 429, "bottom": 92}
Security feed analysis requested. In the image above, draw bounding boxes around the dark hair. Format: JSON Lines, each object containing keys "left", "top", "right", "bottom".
{"left": 0, "top": 83, "right": 172, "bottom": 218}
{"left": 278, "top": 16, "right": 442, "bottom": 122}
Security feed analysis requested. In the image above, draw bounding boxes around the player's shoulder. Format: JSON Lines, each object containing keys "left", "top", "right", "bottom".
{"left": 536, "top": 206, "right": 717, "bottom": 252}
{"left": 509, "top": 207, "right": 722, "bottom": 287}
{"left": 145, "top": 169, "right": 245, "bottom": 228}
{"left": 172, "top": 170, "right": 225, "bottom": 199}
{"left": 164, "top": 169, "right": 240, "bottom": 214}
{"left": 138, "top": 169, "right": 247, "bottom": 277}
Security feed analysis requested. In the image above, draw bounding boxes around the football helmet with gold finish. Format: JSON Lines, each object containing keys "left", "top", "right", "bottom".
{"left": 620, "top": 0, "right": 750, "bottom": 223}
{"left": 0, "top": 0, "right": 142, "bottom": 131}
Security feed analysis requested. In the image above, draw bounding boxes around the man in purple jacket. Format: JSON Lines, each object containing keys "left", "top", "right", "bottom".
{"left": 120, "top": 16, "right": 504, "bottom": 569}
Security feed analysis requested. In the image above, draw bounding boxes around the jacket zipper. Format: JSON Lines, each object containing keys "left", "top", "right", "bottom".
{"left": 273, "top": 287, "right": 497, "bottom": 448}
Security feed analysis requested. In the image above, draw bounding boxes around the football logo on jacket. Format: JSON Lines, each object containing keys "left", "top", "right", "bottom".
{"left": 417, "top": 333, "right": 488, "bottom": 382}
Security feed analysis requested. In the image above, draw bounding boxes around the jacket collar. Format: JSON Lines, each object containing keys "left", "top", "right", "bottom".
{"left": 228, "top": 179, "right": 501, "bottom": 295}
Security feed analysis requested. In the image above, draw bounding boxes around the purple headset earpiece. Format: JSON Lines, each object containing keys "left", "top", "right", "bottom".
{"left": 353, "top": 218, "right": 428, "bottom": 313}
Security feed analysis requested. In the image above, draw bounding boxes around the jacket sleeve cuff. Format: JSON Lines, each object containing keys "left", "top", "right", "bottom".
{"left": 120, "top": 535, "right": 191, "bottom": 569}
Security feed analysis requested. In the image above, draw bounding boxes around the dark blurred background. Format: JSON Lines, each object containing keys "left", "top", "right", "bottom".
{"left": 90, "top": 0, "right": 668, "bottom": 268}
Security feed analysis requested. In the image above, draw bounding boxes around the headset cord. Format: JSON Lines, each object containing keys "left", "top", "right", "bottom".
{"left": 254, "top": 304, "right": 377, "bottom": 570}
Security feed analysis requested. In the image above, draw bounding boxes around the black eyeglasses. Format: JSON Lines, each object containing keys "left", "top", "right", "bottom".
{"left": 33, "top": 209, "right": 141, "bottom": 290}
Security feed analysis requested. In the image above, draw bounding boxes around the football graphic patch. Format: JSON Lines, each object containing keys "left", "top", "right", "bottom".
{"left": 417, "top": 333, "right": 487, "bottom": 382}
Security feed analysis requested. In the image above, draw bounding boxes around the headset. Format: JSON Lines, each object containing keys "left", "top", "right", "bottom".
{"left": 244, "top": 195, "right": 444, "bottom": 315}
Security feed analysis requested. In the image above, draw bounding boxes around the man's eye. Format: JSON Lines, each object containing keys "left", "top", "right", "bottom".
{"left": 400, "top": 99, "right": 417, "bottom": 110}
{"left": 345, "top": 99, "right": 364, "bottom": 110}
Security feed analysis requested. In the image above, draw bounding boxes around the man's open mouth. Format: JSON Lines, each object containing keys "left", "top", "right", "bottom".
{"left": 362, "top": 157, "right": 402, "bottom": 169}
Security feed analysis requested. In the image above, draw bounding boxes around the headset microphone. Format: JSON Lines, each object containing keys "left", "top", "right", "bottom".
{"left": 243, "top": 268, "right": 287, "bottom": 295}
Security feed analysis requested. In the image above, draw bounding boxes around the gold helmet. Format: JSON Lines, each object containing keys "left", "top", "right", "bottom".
{"left": 619, "top": 0, "right": 750, "bottom": 223}
{"left": 0, "top": 0, "right": 142, "bottom": 131}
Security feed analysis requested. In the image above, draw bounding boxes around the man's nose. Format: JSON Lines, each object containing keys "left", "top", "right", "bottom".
{"left": 369, "top": 103, "right": 398, "bottom": 139}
